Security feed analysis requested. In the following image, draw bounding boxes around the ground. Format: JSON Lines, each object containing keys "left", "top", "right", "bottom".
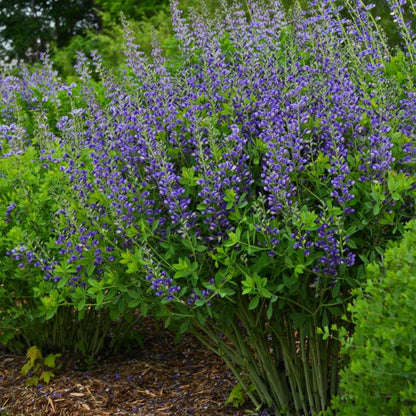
{"left": 0, "top": 318, "right": 250, "bottom": 416}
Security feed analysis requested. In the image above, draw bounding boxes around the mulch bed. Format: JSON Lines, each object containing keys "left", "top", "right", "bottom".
{"left": 0, "top": 318, "right": 252, "bottom": 416}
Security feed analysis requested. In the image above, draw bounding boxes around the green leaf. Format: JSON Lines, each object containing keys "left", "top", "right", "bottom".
{"left": 45, "top": 307, "right": 57, "bottom": 320}
{"left": 196, "top": 310, "right": 206, "bottom": 325}
{"left": 224, "top": 239, "right": 237, "bottom": 247}
{"left": 118, "top": 284, "right": 128, "bottom": 292}
{"left": 26, "top": 376, "right": 39, "bottom": 386}
{"left": 195, "top": 299, "right": 205, "bottom": 307}
{"left": 242, "top": 287, "right": 252, "bottom": 295}
{"left": 54, "top": 263, "right": 76, "bottom": 275}
{"left": 248, "top": 295, "right": 260, "bottom": 310}
{"left": 87, "top": 263, "right": 96, "bottom": 276}
{"left": 26, "top": 346, "right": 42, "bottom": 363}
{"left": 21, "top": 361, "right": 33, "bottom": 376}
{"left": 180, "top": 320, "right": 190, "bottom": 333}
{"left": 40, "top": 370, "right": 54, "bottom": 384}
{"left": 77, "top": 298, "right": 86, "bottom": 311}
{"left": 96, "top": 290, "right": 104, "bottom": 306}
{"left": 126, "top": 260, "right": 138, "bottom": 274}
{"left": 44, "top": 353, "right": 61, "bottom": 369}
{"left": 328, "top": 306, "right": 342, "bottom": 316}
{"left": 128, "top": 299, "right": 141, "bottom": 308}
{"left": 347, "top": 238, "right": 357, "bottom": 249}
{"left": 140, "top": 303, "right": 149, "bottom": 316}
{"left": 196, "top": 245, "right": 207, "bottom": 252}
{"left": 109, "top": 305, "right": 120, "bottom": 321}
{"left": 391, "top": 192, "right": 401, "bottom": 201}
{"left": 219, "top": 287, "right": 235, "bottom": 297}
{"left": 120, "top": 250, "right": 132, "bottom": 264}
{"left": 260, "top": 288, "right": 273, "bottom": 298}
{"left": 294, "top": 264, "right": 305, "bottom": 276}
{"left": 226, "top": 382, "right": 246, "bottom": 407}
{"left": 174, "top": 270, "right": 187, "bottom": 278}
{"left": 126, "top": 225, "right": 139, "bottom": 238}
{"left": 283, "top": 273, "right": 296, "bottom": 288}
{"left": 267, "top": 302, "right": 274, "bottom": 320}
{"left": 173, "top": 257, "right": 190, "bottom": 271}
{"left": 56, "top": 276, "right": 69, "bottom": 289}
{"left": 331, "top": 280, "right": 341, "bottom": 297}
{"left": 78, "top": 308, "right": 86, "bottom": 320}
{"left": 252, "top": 252, "right": 272, "bottom": 274}
{"left": 88, "top": 278, "right": 102, "bottom": 288}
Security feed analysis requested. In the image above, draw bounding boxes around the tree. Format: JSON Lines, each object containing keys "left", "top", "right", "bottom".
{"left": 0, "top": 0, "right": 101, "bottom": 65}
{"left": 94, "top": 0, "right": 168, "bottom": 24}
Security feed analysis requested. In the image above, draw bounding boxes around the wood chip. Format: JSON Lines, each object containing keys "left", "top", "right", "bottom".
{"left": 47, "top": 396, "right": 56, "bottom": 412}
{"left": 0, "top": 317, "right": 247, "bottom": 415}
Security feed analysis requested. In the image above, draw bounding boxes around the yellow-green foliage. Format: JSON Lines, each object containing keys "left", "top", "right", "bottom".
{"left": 20, "top": 345, "right": 61, "bottom": 386}
{"left": 337, "top": 219, "right": 416, "bottom": 415}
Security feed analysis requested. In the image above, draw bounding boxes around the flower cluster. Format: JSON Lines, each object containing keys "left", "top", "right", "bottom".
{"left": 144, "top": 264, "right": 181, "bottom": 301}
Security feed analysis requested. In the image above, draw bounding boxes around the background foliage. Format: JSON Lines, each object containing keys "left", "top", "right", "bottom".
{"left": 0, "top": 0, "right": 100, "bottom": 65}
{"left": 1, "top": 0, "right": 415, "bottom": 75}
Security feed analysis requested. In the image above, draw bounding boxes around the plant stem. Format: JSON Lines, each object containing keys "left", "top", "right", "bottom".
{"left": 300, "top": 326, "right": 317, "bottom": 414}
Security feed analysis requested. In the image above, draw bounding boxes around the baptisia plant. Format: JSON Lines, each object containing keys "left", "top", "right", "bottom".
{"left": 1, "top": 0, "right": 416, "bottom": 414}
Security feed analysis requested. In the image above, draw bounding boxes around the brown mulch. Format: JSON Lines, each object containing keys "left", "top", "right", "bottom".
{"left": 0, "top": 318, "right": 253, "bottom": 416}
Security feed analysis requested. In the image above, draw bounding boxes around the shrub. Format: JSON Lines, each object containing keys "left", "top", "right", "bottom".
{"left": 336, "top": 219, "right": 416, "bottom": 415}
{"left": 0, "top": 60, "right": 145, "bottom": 359}
{"left": 0, "top": 143, "right": 66, "bottom": 351}
{"left": 0, "top": 141, "right": 143, "bottom": 358}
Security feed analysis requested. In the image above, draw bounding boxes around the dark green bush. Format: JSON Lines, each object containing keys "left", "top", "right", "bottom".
{"left": 337, "top": 219, "right": 416, "bottom": 415}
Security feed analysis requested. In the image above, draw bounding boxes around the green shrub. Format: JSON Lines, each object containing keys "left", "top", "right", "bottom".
{"left": 0, "top": 145, "right": 65, "bottom": 349}
{"left": 0, "top": 145, "right": 142, "bottom": 359}
{"left": 0, "top": 68, "right": 146, "bottom": 359}
{"left": 337, "top": 219, "right": 416, "bottom": 416}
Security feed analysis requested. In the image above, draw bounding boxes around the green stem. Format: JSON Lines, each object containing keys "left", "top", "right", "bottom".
{"left": 189, "top": 321, "right": 245, "bottom": 367}
{"left": 300, "top": 327, "right": 317, "bottom": 414}
{"left": 310, "top": 329, "right": 327, "bottom": 412}
{"left": 271, "top": 325, "right": 308, "bottom": 415}
{"left": 221, "top": 352, "right": 262, "bottom": 409}
{"left": 229, "top": 323, "right": 277, "bottom": 409}
{"left": 329, "top": 335, "right": 341, "bottom": 399}
{"left": 254, "top": 333, "right": 291, "bottom": 414}
{"left": 237, "top": 300, "right": 290, "bottom": 413}
{"left": 189, "top": 322, "right": 262, "bottom": 408}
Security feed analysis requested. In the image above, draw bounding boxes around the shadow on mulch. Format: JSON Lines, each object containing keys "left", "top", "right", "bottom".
{"left": 0, "top": 318, "right": 252, "bottom": 416}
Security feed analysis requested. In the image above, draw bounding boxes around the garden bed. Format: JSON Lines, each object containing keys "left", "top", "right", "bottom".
{"left": 0, "top": 318, "right": 247, "bottom": 416}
